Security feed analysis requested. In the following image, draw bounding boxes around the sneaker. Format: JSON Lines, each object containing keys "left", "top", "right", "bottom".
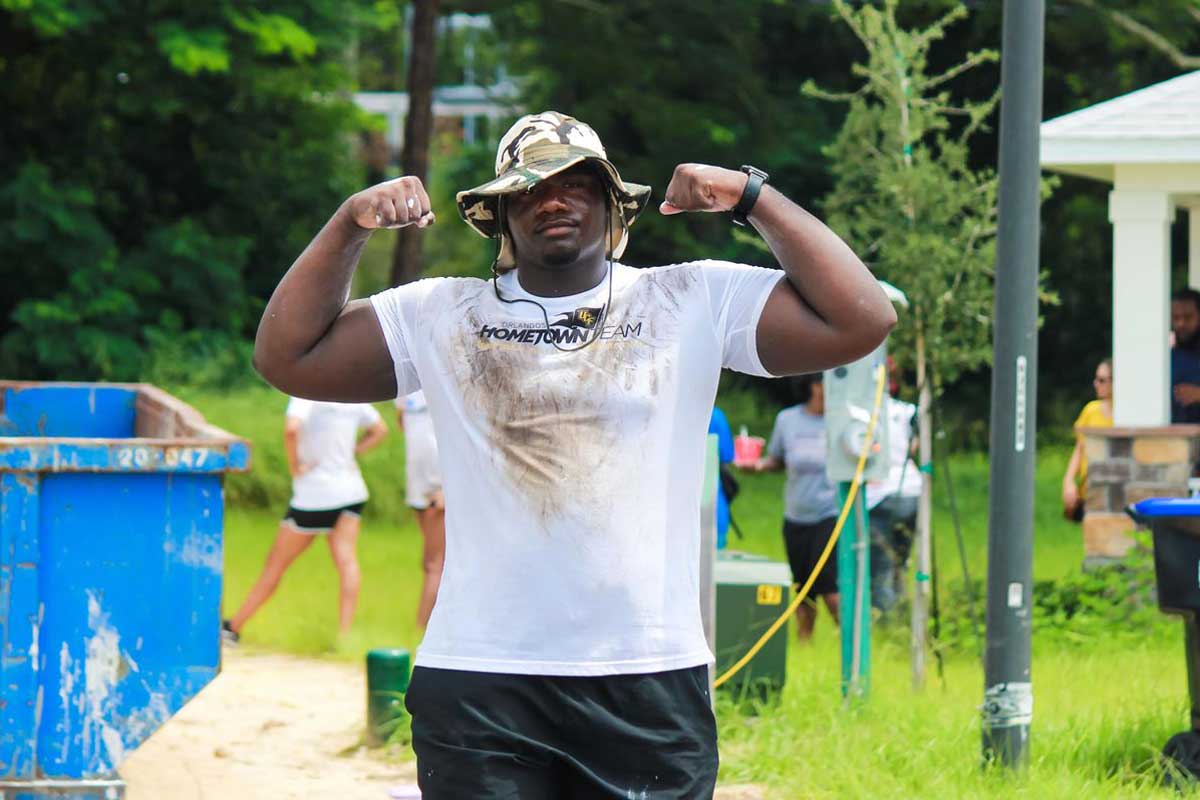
{"left": 221, "top": 620, "right": 240, "bottom": 646}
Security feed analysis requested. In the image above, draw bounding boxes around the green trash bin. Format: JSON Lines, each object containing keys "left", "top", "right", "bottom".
{"left": 366, "top": 649, "right": 411, "bottom": 746}
{"left": 714, "top": 551, "right": 791, "bottom": 702}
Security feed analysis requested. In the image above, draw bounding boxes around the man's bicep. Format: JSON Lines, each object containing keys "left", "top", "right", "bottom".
{"left": 755, "top": 281, "right": 865, "bottom": 376}
{"left": 290, "top": 301, "right": 398, "bottom": 402}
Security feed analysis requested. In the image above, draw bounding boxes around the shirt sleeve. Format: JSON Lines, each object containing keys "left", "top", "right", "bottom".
{"left": 285, "top": 397, "right": 312, "bottom": 421}
{"left": 1072, "top": 401, "right": 1095, "bottom": 432}
{"left": 369, "top": 279, "right": 442, "bottom": 397}
{"left": 767, "top": 412, "right": 785, "bottom": 460}
{"left": 699, "top": 260, "right": 785, "bottom": 377}
{"left": 360, "top": 403, "right": 383, "bottom": 429}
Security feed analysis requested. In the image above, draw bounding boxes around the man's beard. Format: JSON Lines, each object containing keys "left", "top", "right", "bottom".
{"left": 1180, "top": 329, "right": 1200, "bottom": 352}
{"left": 542, "top": 244, "right": 582, "bottom": 267}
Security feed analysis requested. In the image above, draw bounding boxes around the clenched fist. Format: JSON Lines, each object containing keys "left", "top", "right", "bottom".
{"left": 659, "top": 164, "right": 749, "bottom": 216}
{"left": 345, "top": 176, "right": 436, "bottom": 230}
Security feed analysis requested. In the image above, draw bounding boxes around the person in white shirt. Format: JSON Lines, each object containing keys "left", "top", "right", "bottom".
{"left": 865, "top": 386, "right": 921, "bottom": 614}
{"left": 223, "top": 398, "right": 388, "bottom": 643}
{"left": 251, "top": 111, "right": 895, "bottom": 799}
{"left": 395, "top": 390, "right": 445, "bottom": 628}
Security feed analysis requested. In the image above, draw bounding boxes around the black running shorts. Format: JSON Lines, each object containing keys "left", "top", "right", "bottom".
{"left": 281, "top": 502, "right": 365, "bottom": 533}
{"left": 783, "top": 516, "right": 839, "bottom": 597}
{"left": 405, "top": 665, "right": 719, "bottom": 799}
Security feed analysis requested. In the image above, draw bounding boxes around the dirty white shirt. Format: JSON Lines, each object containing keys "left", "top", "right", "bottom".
{"left": 285, "top": 398, "right": 381, "bottom": 511}
{"left": 370, "top": 261, "right": 783, "bottom": 676}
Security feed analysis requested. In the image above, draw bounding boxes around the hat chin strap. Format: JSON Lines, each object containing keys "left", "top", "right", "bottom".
{"left": 490, "top": 196, "right": 615, "bottom": 354}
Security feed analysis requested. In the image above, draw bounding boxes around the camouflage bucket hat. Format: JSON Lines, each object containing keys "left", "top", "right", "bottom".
{"left": 455, "top": 111, "right": 651, "bottom": 271}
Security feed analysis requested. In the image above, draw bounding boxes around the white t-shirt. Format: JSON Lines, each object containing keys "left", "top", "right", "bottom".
{"left": 396, "top": 390, "right": 438, "bottom": 458}
{"left": 370, "top": 261, "right": 782, "bottom": 676}
{"left": 865, "top": 397, "right": 921, "bottom": 508}
{"left": 286, "top": 398, "right": 382, "bottom": 510}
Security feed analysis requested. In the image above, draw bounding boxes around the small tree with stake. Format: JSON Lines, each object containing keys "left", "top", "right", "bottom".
{"left": 802, "top": 0, "right": 1053, "bottom": 688}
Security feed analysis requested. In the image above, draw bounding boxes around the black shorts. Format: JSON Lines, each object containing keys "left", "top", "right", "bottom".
{"left": 783, "top": 516, "right": 839, "bottom": 597}
{"left": 281, "top": 502, "right": 365, "bottom": 533}
{"left": 406, "top": 665, "right": 718, "bottom": 799}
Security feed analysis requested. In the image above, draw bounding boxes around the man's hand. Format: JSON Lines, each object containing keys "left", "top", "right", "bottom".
{"left": 659, "top": 164, "right": 748, "bottom": 215}
{"left": 1175, "top": 383, "right": 1200, "bottom": 406}
{"left": 345, "top": 176, "right": 436, "bottom": 230}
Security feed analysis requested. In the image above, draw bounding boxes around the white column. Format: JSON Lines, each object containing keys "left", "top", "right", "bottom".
{"left": 1109, "top": 190, "right": 1174, "bottom": 426}
{"left": 1190, "top": 205, "right": 1200, "bottom": 290}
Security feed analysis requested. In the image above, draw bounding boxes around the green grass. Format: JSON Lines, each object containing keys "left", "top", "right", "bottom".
{"left": 222, "top": 508, "right": 428, "bottom": 655}
{"left": 187, "top": 386, "right": 1193, "bottom": 797}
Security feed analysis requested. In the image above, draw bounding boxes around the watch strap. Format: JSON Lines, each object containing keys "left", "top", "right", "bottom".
{"left": 732, "top": 165, "right": 769, "bottom": 227}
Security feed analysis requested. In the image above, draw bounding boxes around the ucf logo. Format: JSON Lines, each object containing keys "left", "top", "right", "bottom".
{"left": 553, "top": 307, "right": 604, "bottom": 330}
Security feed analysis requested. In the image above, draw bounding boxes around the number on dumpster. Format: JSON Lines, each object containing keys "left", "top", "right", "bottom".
{"left": 114, "top": 446, "right": 212, "bottom": 470}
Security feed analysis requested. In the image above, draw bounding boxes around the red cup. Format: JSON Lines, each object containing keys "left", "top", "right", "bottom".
{"left": 734, "top": 434, "right": 765, "bottom": 467}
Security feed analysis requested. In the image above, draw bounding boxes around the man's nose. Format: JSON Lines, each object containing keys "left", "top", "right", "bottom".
{"left": 528, "top": 182, "right": 570, "bottom": 211}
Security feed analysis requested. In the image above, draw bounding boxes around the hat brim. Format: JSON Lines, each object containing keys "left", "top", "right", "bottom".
{"left": 456, "top": 151, "right": 651, "bottom": 249}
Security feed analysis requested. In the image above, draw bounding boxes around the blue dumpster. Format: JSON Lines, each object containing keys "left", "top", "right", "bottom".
{"left": 1129, "top": 498, "right": 1200, "bottom": 785}
{"left": 0, "top": 381, "right": 250, "bottom": 798}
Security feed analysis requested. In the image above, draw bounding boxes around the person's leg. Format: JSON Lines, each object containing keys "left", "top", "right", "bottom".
{"left": 793, "top": 598, "right": 817, "bottom": 641}
{"left": 869, "top": 502, "right": 898, "bottom": 613}
{"left": 406, "top": 667, "right": 566, "bottom": 800}
{"left": 228, "top": 521, "right": 315, "bottom": 633}
{"left": 415, "top": 492, "right": 446, "bottom": 629}
{"left": 822, "top": 592, "right": 841, "bottom": 626}
{"left": 805, "top": 515, "right": 841, "bottom": 635}
{"left": 782, "top": 518, "right": 818, "bottom": 641}
{"left": 559, "top": 666, "right": 718, "bottom": 799}
{"left": 326, "top": 510, "right": 362, "bottom": 634}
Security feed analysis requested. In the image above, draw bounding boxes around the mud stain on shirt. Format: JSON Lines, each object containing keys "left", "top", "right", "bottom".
{"left": 447, "top": 267, "right": 699, "bottom": 526}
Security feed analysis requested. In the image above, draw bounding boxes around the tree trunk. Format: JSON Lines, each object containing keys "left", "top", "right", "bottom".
{"left": 912, "top": 329, "right": 932, "bottom": 690}
{"left": 390, "top": 0, "right": 440, "bottom": 287}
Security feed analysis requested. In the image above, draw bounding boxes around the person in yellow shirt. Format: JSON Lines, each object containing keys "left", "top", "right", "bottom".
{"left": 1061, "top": 358, "right": 1113, "bottom": 521}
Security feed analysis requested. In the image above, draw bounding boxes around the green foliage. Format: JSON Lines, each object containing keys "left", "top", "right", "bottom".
{"left": 805, "top": 0, "right": 1014, "bottom": 390}
{"left": 934, "top": 534, "right": 1169, "bottom": 657}
{"left": 0, "top": 0, "right": 373, "bottom": 380}
{"left": 488, "top": 0, "right": 860, "bottom": 269}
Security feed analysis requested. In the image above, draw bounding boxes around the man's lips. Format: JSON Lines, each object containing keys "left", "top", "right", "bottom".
{"left": 535, "top": 218, "right": 579, "bottom": 236}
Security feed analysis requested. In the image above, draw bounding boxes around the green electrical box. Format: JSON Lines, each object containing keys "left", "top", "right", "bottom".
{"left": 714, "top": 550, "right": 792, "bottom": 700}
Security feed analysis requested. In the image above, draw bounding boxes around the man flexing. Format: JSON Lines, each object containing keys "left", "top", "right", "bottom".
{"left": 253, "top": 111, "right": 895, "bottom": 798}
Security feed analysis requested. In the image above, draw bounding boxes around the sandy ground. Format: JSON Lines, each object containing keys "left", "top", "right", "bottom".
{"left": 119, "top": 646, "right": 765, "bottom": 799}
{"left": 120, "top": 647, "right": 417, "bottom": 800}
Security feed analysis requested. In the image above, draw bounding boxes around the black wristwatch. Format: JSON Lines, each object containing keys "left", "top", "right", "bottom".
{"left": 731, "top": 165, "right": 769, "bottom": 227}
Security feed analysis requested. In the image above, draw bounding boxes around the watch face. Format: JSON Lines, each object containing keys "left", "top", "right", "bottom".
{"left": 740, "top": 165, "right": 769, "bottom": 181}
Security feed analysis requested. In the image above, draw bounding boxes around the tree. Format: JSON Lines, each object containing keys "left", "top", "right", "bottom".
{"left": 390, "top": 0, "right": 440, "bottom": 287}
{"left": 805, "top": 0, "right": 1053, "bottom": 688}
{"left": 487, "top": 0, "right": 862, "bottom": 273}
{"left": 0, "top": 0, "right": 383, "bottom": 382}
{"left": 1066, "top": 0, "right": 1200, "bottom": 69}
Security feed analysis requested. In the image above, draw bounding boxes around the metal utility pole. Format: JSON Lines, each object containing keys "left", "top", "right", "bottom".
{"left": 983, "top": 0, "right": 1044, "bottom": 770}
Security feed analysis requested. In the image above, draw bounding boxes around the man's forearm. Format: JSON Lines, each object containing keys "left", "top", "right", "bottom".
{"left": 254, "top": 205, "right": 369, "bottom": 381}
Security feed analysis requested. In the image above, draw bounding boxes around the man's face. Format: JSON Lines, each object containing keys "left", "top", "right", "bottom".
{"left": 1172, "top": 299, "right": 1200, "bottom": 346}
{"left": 505, "top": 165, "right": 608, "bottom": 269}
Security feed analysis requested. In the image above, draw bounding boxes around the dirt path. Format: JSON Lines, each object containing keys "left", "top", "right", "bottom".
{"left": 121, "top": 648, "right": 417, "bottom": 800}
{"left": 120, "top": 646, "right": 765, "bottom": 799}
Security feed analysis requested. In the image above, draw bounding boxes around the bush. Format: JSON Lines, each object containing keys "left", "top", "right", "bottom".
{"left": 930, "top": 533, "right": 1170, "bottom": 656}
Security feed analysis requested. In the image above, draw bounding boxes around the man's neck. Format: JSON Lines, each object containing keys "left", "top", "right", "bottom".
{"left": 515, "top": 256, "right": 608, "bottom": 298}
